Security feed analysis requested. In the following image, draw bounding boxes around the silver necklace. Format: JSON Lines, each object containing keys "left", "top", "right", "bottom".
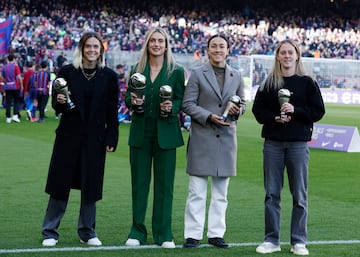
{"left": 81, "top": 68, "right": 96, "bottom": 80}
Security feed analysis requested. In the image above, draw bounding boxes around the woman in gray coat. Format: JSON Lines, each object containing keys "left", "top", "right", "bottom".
{"left": 182, "top": 34, "right": 246, "bottom": 249}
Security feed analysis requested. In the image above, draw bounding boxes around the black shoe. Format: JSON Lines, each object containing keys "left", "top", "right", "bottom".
{"left": 183, "top": 238, "right": 200, "bottom": 248}
{"left": 208, "top": 237, "right": 229, "bottom": 248}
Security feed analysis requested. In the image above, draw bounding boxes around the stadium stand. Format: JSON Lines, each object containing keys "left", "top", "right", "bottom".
{"left": 1, "top": 0, "right": 360, "bottom": 65}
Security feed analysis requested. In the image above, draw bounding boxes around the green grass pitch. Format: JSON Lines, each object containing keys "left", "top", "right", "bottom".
{"left": 0, "top": 102, "right": 359, "bottom": 256}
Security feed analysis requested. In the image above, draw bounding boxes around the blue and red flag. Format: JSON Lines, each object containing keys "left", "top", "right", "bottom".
{"left": 0, "top": 17, "right": 13, "bottom": 55}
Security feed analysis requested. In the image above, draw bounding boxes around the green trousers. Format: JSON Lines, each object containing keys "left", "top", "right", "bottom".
{"left": 128, "top": 135, "right": 176, "bottom": 245}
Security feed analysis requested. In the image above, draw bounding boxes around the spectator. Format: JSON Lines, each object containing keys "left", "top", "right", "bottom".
{"left": 0, "top": 54, "right": 23, "bottom": 123}
{"left": 33, "top": 60, "right": 51, "bottom": 122}
{"left": 116, "top": 63, "right": 131, "bottom": 123}
{"left": 3, "top": 0, "right": 360, "bottom": 61}
{"left": 22, "top": 61, "right": 35, "bottom": 120}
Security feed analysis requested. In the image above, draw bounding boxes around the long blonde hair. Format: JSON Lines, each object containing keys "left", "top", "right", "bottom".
{"left": 73, "top": 32, "right": 106, "bottom": 69}
{"left": 135, "top": 27, "right": 177, "bottom": 77}
{"left": 261, "top": 39, "right": 307, "bottom": 91}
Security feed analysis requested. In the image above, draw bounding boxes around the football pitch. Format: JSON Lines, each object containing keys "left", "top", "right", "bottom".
{"left": 0, "top": 103, "right": 359, "bottom": 257}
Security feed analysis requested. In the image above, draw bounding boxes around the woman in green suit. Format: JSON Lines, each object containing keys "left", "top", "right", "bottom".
{"left": 124, "top": 27, "right": 185, "bottom": 248}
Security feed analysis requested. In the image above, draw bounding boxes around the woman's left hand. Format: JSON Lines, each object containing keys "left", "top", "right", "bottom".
{"left": 160, "top": 100, "right": 172, "bottom": 112}
{"left": 280, "top": 102, "right": 294, "bottom": 114}
{"left": 106, "top": 145, "right": 115, "bottom": 152}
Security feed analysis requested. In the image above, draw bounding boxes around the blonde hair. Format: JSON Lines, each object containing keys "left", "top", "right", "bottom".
{"left": 73, "top": 32, "right": 105, "bottom": 69}
{"left": 261, "top": 39, "right": 307, "bottom": 91}
{"left": 135, "top": 27, "right": 177, "bottom": 77}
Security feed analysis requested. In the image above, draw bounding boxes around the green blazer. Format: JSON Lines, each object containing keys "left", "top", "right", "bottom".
{"left": 125, "top": 62, "right": 185, "bottom": 149}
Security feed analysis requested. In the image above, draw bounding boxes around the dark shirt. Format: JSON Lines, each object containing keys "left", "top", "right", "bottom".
{"left": 252, "top": 75, "right": 325, "bottom": 142}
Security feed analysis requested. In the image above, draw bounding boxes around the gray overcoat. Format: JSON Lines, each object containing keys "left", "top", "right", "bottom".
{"left": 182, "top": 62, "right": 246, "bottom": 177}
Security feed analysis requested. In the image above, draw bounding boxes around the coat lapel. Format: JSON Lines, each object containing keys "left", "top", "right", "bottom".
{"left": 203, "top": 62, "right": 222, "bottom": 100}
{"left": 69, "top": 69, "right": 86, "bottom": 120}
{"left": 222, "top": 64, "right": 235, "bottom": 97}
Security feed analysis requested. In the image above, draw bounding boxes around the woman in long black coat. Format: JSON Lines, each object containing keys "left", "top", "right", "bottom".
{"left": 41, "top": 32, "right": 119, "bottom": 247}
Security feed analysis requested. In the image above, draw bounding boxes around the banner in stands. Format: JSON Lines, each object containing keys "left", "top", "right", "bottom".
{"left": 0, "top": 17, "right": 12, "bottom": 55}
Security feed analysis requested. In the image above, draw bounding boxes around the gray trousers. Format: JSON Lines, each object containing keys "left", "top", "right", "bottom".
{"left": 262, "top": 139, "right": 309, "bottom": 245}
{"left": 41, "top": 196, "right": 97, "bottom": 242}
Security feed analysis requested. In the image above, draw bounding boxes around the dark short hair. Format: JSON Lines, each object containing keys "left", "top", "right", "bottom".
{"left": 207, "top": 34, "right": 230, "bottom": 49}
{"left": 40, "top": 60, "right": 48, "bottom": 68}
{"left": 7, "top": 54, "right": 15, "bottom": 61}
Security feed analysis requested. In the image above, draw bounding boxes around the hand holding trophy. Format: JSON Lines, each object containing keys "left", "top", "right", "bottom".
{"left": 278, "top": 88, "right": 291, "bottom": 121}
{"left": 222, "top": 95, "right": 242, "bottom": 122}
{"left": 129, "top": 73, "right": 146, "bottom": 113}
{"left": 53, "top": 78, "right": 75, "bottom": 110}
{"left": 159, "top": 85, "right": 172, "bottom": 118}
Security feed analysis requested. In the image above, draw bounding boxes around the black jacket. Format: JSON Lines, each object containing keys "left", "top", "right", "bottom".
{"left": 45, "top": 64, "right": 119, "bottom": 202}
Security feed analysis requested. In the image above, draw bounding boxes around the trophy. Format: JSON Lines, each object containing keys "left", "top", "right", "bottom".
{"left": 222, "top": 95, "right": 242, "bottom": 121}
{"left": 53, "top": 78, "right": 75, "bottom": 110}
{"left": 159, "top": 85, "right": 172, "bottom": 118}
{"left": 129, "top": 73, "right": 146, "bottom": 113}
{"left": 278, "top": 88, "right": 291, "bottom": 121}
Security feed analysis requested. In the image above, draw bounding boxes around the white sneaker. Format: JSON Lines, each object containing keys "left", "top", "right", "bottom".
{"left": 12, "top": 115, "right": 20, "bottom": 123}
{"left": 80, "top": 237, "right": 102, "bottom": 246}
{"left": 42, "top": 238, "right": 58, "bottom": 247}
{"left": 125, "top": 238, "right": 140, "bottom": 246}
{"left": 256, "top": 242, "right": 281, "bottom": 254}
{"left": 161, "top": 241, "right": 175, "bottom": 249}
{"left": 290, "top": 244, "right": 309, "bottom": 255}
{"left": 6, "top": 118, "right": 12, "bottom": 123}
{"left": 26, "top": 110, "right": 32, "bottom": 120}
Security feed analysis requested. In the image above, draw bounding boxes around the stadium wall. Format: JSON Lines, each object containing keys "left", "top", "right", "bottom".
{"left": 53, "top": 50, "right": 360, "bottom": 105}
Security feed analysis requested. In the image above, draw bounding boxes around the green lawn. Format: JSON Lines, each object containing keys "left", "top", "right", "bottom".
{"left": 0, "top": 103, "right": 359, "bottom": 257}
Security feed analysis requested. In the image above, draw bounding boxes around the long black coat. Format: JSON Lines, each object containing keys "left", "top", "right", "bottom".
{"left": 45, "top": 64, "right": 119, "bottom": 202}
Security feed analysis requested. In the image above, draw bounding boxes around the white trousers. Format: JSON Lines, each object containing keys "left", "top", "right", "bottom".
{"left": 184, "top": 175, "right": 230, "bottom": 240}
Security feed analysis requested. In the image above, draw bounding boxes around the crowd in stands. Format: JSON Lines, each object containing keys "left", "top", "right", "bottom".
{"left": 2, "top": 0, "right": 360, "bottom": 72}
{"left": 1, "top": 0, "right": 359, "bottom": 124}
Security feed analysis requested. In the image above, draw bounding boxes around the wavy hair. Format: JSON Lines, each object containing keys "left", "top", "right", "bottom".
{"left": 261, "top": 39, "right": 307, "bottom": 91}
{"left": 73, "top": 32, "right": 105, "bottom": 69}
{"left": 135, "top": 27, "right": 177, "bottom": 77}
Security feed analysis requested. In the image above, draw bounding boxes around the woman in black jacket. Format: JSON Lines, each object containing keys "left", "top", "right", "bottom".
{"left": 41, "top": 32, "right": 119, "bottom": 247}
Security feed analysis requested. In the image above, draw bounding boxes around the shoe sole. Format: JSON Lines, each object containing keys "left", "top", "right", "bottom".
{"left": 256, "top": 248, "right": 281, "bottom": 254}
{"left": 80, "top": 239, "right": 102, "bottom": 246}
{"left": 125, "top": 239, "right": 141, "bottom": 246}
{"left": 183, "top": 244, "right": 200, "bottom": 248}
{"left": 42, "top": 239, "right": 58, "bottom": 247}
{"left": 290, "top": 248, "right": 309, "bottom": 255}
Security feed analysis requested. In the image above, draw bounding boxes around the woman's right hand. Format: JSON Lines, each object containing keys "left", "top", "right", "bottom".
{"left": 56, "top": 93, "right": 67, "bottom": 104}
{"left": 208, "top": 114, "right": 231, "bottom": 126}
{"left": 130, "top": 92, "right": 144, "bottom": 105}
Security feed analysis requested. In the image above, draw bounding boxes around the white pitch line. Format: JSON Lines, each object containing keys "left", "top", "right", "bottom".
{"left": 1, "top": 240, "right": 360, "bottom": 254}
